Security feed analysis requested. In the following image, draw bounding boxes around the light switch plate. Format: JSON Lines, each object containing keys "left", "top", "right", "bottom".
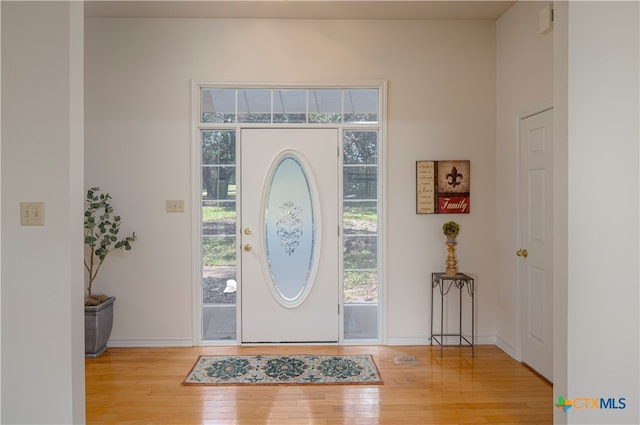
{"left": 20, "top": 202, "right": 45, "bottom": 226}
{"left": 539, "top": 4, "right": 553, "bottom": 34}
{"left": 166, "top": 200, "right": 184, "bottom": 213}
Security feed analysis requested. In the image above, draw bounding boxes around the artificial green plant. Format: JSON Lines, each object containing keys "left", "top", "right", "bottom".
{"left": 442, "top": 221, "right": 460, "bottom": 238}
{"left": 84, "top": 187, "right": 136, "bottom": 305}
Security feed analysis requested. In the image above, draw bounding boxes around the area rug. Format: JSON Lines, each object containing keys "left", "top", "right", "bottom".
{"left": 183, "top": 354, "right": 382, "bottom": 385}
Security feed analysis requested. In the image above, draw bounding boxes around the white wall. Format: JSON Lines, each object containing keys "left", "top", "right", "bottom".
{"left": 566, "top": 2, "right": 639, "bottom": 423}
{"left": 1, "top": 2, "right": 85, "bottom": 424}
{"left": 553, "top": 1, "right": 569, "bottom": 423}
{"left": 498, "top": 6, "right": 640, "bottom": 424}
{"left": 0, "top": 1, "right": 3, "bottom": 416}
{"left": 85, "top": 18, "right": 497, "bottom": 345}
{"left": 495, "top": 1, "right": 553, "bottom": 355}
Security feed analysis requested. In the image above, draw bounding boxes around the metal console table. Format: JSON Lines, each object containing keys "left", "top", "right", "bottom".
{"left": 430, "top": 272, "right": 475, "bottom": 357}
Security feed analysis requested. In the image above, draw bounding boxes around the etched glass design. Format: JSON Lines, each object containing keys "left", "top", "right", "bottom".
{"left": 264, "top": 155, "right": 316, "bottom": 303}
{"left": 276, "top": 201, "right": 304, "bottom": 255}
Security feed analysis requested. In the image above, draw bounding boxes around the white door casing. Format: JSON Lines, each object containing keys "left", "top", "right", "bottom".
{"left": 241, "top": 128, "right": 339, "bottom": 343}
{"left": 518, "top": 108, "right": 554, "bottom": 381}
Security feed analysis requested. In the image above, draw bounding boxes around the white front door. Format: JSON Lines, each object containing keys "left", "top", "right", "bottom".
{"left": 241, "top": 128, "right": 339, "bottom": 343}
{"left": 518, "top": 108, "right": 554, "bottom": 381}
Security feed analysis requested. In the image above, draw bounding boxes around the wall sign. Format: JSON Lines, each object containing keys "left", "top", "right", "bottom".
{"left": 416, "top": 160, "right": 470, "bottom": 214}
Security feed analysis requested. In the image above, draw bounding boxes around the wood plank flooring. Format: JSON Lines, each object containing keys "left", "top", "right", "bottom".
{"left": 85, "top": 345, "right": 552, "bottom": 424}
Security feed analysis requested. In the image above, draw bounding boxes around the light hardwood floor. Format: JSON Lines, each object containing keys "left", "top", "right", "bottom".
{"left": 85, "top": 345, "right": 552, "bottom": 424}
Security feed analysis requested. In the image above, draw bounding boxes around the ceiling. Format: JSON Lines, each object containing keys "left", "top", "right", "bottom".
{"left": 85, "top": 1, "right": 516, "bottom": 20}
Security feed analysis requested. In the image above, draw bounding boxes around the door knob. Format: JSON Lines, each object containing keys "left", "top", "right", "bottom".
{"left": 517, "top": 249, "right": 528, "bottom": 258}
{"left": 244, "top": 244, "right": 252, "bottom": 252}
{"left": 244, "top": 227, "right": 252, "bottom": 235}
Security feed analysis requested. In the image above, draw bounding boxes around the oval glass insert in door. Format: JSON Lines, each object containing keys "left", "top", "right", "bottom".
{"left": 263, "top": 153, "right": 319, "bottom": 307}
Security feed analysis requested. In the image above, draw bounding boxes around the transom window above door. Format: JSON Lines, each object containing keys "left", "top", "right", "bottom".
{"left": 200, "top": 88, "right": 379, "bottom": 124}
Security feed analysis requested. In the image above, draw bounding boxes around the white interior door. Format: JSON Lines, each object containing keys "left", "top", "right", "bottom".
{"left": 518, "top": 108, "right": 554, "bottom": 381}
{"left": 241, "top": 128, "right": 339, "bottom": 343}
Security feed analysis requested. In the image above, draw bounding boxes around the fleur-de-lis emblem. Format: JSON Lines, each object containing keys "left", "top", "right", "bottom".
{"left": 446, "top": 166, "right": 463, "bottom": 188}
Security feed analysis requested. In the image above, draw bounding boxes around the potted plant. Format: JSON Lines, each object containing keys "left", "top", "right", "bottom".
{"left": 84, "top": 187, "right": 136, "bottom": 358}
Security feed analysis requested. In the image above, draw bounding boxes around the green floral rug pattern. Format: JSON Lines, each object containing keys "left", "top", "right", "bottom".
{"left": 183, "top": 354, "right": 382, "bottom": 385}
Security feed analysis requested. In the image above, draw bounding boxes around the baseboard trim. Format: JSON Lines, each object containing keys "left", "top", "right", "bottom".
{"left": 387, "top": 336, "right": 497, "bottom": 346}
{"left": 495, "top": 336, "right": 518, "bottom": 360}
{"left": 387, "top": 337, "right": 429, "bottom": 345}
{"left": 473, "top": 336, "right": 497, "bottom": 345}
{"left": 107, "top": 336, "right": 503, "bottom": 349}
{"left": 108, "top": 338, "right": 193, "bottom": 348}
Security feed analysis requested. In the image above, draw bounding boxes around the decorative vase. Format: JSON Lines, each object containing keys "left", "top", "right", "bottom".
{"left": 445, "top": 237, "right": 458, "bottom": 276}
{"left": 85, "top": 296, "right": 115, "bottom": 358}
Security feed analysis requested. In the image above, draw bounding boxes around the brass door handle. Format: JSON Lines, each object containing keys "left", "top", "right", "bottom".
{"left": 244, "top": 227, "right": 252, "bottom": 235}
{"left": 244, "top": 244, "right": 252, "bottom": 252}
{"left": 517, "top": 249, "right": 528, "bottom": 258}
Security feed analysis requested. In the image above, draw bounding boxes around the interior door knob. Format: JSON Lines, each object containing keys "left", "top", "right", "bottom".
{"left": 244, "top": 227, "right": 252, "bottom": 235}
{"left": 517, "top": 249, "right": 528, "bottom": 258}
{"left": 244, "top": 244, "right": 252, "bottom": 252}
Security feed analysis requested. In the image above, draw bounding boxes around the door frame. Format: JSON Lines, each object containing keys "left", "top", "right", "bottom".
{"left": 515, "top": 104, "right": 554, "bottom": 372}
{"left": 190, "top": 81, "right": 388, "bottom": 346}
